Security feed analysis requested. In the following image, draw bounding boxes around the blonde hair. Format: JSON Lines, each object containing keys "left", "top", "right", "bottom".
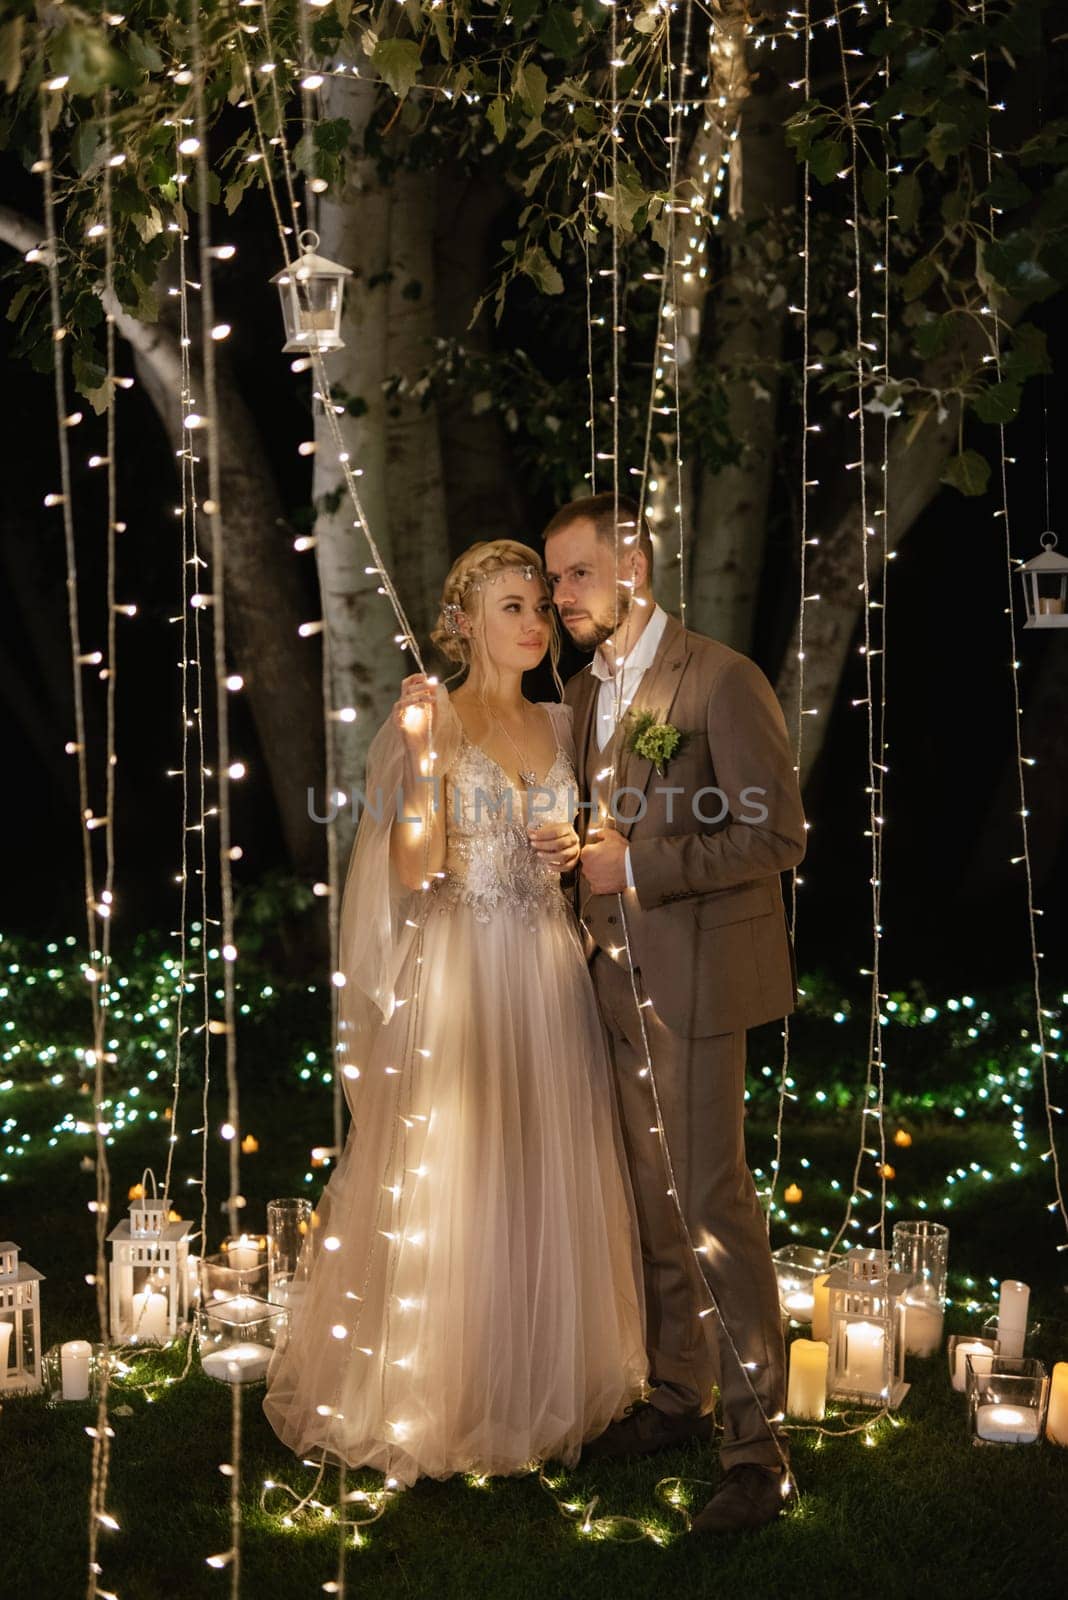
{"left": 431, "top": 538, "right": 563, "bottom": 695}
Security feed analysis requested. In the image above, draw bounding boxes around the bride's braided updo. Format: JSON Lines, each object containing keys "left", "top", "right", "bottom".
{"left": 431, "top": 539, "right": 563, "bottom": 692}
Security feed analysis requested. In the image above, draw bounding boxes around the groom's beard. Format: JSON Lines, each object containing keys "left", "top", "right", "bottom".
{"left": 559, "top": 589, "right": 633, "bottom": 652}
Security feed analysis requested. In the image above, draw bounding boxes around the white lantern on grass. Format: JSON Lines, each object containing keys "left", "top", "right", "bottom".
{"left": 826, "top": 1248, "right": 916, "bottom": 1409}
{"left": 107, "top": 1172, "right": 192, "bottom": 1343}
{"left": 271, "top": 229, "right": 352, "bottom": 354}
{"left": 0, "top": 1240, "right": 44, "bottom": 1394}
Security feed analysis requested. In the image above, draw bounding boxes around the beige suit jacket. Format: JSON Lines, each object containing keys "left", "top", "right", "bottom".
{"left": 563, "top": 612, "right": 806, "bottom": 1038}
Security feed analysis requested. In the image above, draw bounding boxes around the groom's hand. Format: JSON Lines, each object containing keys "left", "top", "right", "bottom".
{"left": 580, "top": 822, "right": 629, "bottom": 895}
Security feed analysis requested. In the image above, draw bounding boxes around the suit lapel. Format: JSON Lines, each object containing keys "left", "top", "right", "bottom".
{"left": 574, "top": 665, "right": 599, "bottom": 801}
{"left": 612, "top": 615, "right": 692, "bottom": 834}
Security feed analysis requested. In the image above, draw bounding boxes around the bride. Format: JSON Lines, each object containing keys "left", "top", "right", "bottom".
{"left": 263, "top": 538, "right": 647, "bottom": 1484}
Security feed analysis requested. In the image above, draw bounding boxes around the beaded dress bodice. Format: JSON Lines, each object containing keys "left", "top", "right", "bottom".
{"left": 433, "top": 715, "right": 576, "bottom": 927}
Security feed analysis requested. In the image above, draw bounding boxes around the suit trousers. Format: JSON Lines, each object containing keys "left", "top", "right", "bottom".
{"left": 591, "top": 948, "right": 788, "bottom": 1471}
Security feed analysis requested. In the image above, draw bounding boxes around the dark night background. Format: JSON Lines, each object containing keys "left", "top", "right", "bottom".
{"left": 2, "top": 155, "right": 1065, "bottom": 995}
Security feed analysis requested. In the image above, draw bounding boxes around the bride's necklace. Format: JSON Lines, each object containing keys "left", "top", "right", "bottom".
{"left": 480, "top": 698, "right": 537, "bottom": 788}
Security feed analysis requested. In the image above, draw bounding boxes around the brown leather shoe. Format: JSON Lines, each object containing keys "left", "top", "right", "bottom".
{"left": 582, "top": 1400, "right": 714, "bottom": 1462}
{"left": 689, "top": 1463, "right": 791, "bottom": 1535}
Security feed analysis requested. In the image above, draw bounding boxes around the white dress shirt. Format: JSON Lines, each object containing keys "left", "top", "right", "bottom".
{"left": 589, "top": 602, "right": 669, "bottom": 889}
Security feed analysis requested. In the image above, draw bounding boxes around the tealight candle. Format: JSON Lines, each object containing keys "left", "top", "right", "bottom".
{"left": 783, "top": 1289, "right": 815, "bottom": 1321}
{"left": 975, "top": 1403, "right": 1040, "bottom": 1445}
{"left": 226, "top": 1235, "right": 260, "bottom": 1271}
{"left": 997, "top": 1280, "right": 1029, "bottom": 1360}
{"left": 61, "top": 1339, "right": 92, "bottom": 1400}
{"left": 786, "top": 1338, "right": 828, "bottom": 1421}
{"left": 201, "top": 1342, "right": 271, "bottom": 1383}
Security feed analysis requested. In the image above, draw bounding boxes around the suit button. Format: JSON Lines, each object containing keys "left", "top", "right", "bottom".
{"left": 608, "top": 914, "right": 617, "bottom": 924}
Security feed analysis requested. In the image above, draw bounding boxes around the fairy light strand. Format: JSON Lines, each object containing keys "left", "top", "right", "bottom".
{"left": 978, "top": 0, "right": 1067, "bottom": 1244}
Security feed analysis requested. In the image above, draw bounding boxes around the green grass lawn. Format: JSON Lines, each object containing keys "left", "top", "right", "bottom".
{"left": 1, "top": 941, "right": 1066, "bottom": 1597}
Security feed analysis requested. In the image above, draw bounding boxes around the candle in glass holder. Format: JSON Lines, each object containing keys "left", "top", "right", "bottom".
{"left": 1046, "top": 1362, "right": 1068, "bottom": 1445}
{"left": 997, "top": 1280, "right": 1029, "bottom": 1359}
{"left": 0, "top": 1320, "right": 12, "bottom": 1375}
{"left": 904, "top": 1289, "right": 944, "bottom": 1357}
{"left": 61, "top": 1339, "right": 92, "bottom": 1400}
{"left": 201, "top": 1342, "right": 271, "bottom": 1383}
{"left": 226, "top": 1235, "right": 260, "bottom": 1271}
{"left": 975, "top": 1404, "right": 1041, "bottom": 1444}
{"left": 951, "top": 1339, "right": 997, "bottom": 1393}
{"left": 786, "top": 1338, "right": 828, "bottom": 1421}
{"left": 1038, "top": 597, "right": 1065, "bottom": 615}
{"left": 131, "top": 1286, "right": 168, "bottom": 1341}
{"left": 845, "top": 1321, "right": 886, "bottom": 1392}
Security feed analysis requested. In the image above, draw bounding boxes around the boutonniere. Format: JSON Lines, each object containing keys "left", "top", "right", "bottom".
{"left": 624, "top": 708, "right": 689, "bottom": 777}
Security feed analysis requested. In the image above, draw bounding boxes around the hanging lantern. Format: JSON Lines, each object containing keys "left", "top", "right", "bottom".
{"left": 271, "top": 229, "right": 352, "bottom": 354}
{"left": 0, "top": 1240, "right": 44, "bottom": 1394}
{"left": 107, "top": 1170, "right": 192, "bottom": 1344}
{"left": 1018, "top": 532, "right": 1068, "bottom": 628}
{"left": 825, "top": 1248, "right": 917, "bottom": 1409}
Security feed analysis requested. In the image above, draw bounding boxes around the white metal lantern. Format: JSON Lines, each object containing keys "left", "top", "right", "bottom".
{"left": 271, "top": 228, "right": 352, "bottom": 354}
{"left": 825, "top": 1248, "right": 917, "bottom": 1409}
{"left": 107, "top": 1172, "right": 192, "bottom": 1344}
{"left": 0, "top": 1240, "right": 44, "bottom": 1394}
{"left": 1019, "top": 532, "right": 1068, "bottom": 628}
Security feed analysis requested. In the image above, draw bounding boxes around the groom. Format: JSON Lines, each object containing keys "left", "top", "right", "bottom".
{"left": 543, "top": 492, "right": 807, "bottom": 1535}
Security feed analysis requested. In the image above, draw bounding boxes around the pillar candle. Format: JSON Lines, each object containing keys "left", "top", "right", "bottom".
{"left": 997, "top": 1280, "right": 1029, "bottom": 1359}
{"left": 951, "top": 1339, "right": 997, "bottom": 1394}
{"left": 1045, "top": 1362, "right": 1068, "bottom": 1445}
{"left": 61, "top": 1339, "right": 92, "bottom": 1401}
{"left": 811, "top": 1273, "right": 832, "bottom": 1343}
{"left": 786, "top": 1338, "right": 828, "bottom": 1421}
{"left": 131, "top": 1287, "right": 169, "bottom": 1341}
{"left": 845, "top": 1320, "right": 886, "bottom": 1393}
{"left": 0, "top": 1319, "right": 12, "bottom": 1373}
{"left": 904, "top": 1291, "right": 944, "bottom": 1357}
{"left": 226, "top": 1236, "right": 260, "bottom": 1271}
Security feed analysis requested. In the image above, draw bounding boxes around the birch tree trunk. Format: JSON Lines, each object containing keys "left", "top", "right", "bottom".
{"left": 384, "top": 165, "right": 449, "bottom": 647}
{"left": 312, "top": 72, "right": 399, "bottom": 851}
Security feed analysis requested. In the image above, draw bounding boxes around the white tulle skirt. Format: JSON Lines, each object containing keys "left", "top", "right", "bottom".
{"left": 262, "top": 891, "right": 647, "bottom": 1485}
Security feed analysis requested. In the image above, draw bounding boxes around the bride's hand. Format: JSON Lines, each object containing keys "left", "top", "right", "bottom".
{"left": 393, "top": 673, "right": 439, "bottom": 757}
{"left": 527, "top": 821, "right": 581, "bottom": 875}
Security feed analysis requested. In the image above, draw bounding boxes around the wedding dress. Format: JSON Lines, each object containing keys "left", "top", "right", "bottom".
{"left": 262, "top": 688, "right": 647, "bottom": 1484}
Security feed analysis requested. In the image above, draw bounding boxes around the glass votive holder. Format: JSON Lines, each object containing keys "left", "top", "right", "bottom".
{"left": 947, "top": 1334, "right": 1000, "bottom": 1394}
{"left": 197, "top": 1295, "right": 288, "bottom": 1385}
{"left": 267, "top": 1198, "right": 314, "bottom": 1307}
{"left": 893, "top": 1222, "right": 948, "bottom": 1356}
{"left": 42, "top": 1340, "right": 109, "bottom": 1404}
{"left": 771, "top": 1245, "right": 839, "bottom": 1324}
{"left": 967, "top": 1357, "right": 1048, "bottom": 1446}
{"left": 981, "top": 1312, "right": 1040, "bottom": 1357}
{"left": 199, "top": 1248, "right": 269, "bottom": 1305}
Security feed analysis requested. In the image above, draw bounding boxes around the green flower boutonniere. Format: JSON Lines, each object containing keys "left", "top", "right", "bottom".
{"left": 625, "top": 708, "right": 688, "bottom": 777}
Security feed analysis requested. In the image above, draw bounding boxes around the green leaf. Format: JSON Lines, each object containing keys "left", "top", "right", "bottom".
{"left": 0, "top": 16, "right": 24, "bottom": 95}
{"left": 71, "top": 121, "right": 100, "bottom": 175}
{"left": 487, "top": 95, "right": 506, "bottom": 142}
{"left": 507, "top": 0, "right": 542, "bottom": 26}
{"left": 517, "top": 61, "right": 547, "bottom": 119}
{"left": 902, "top": 257, "right": 936, "bottom": 300}
{"left": 5, "top": 283, "right": 31, "bottom": 325}
{"left": 985, "top": 171, "right": 1032, "bottom": 211}
{"left": 862, "top": 165, "right": 887, "bottom": 213}
{"left": 913, "top": 314, "right": 952, "bottom": 360}
{"left": 1001, "top": 323, "right": 1051, "bottom": 381}
{"left": 972, "top": 380, "right": 1022, "bottom": 425}
{"left": 926, "top": 122, "right": 966, "bottom": 171}
{"left": 125, "top": 31, "right": 163, "bottom": 74}
{"left": 537, "top": 5, "right": 581, "bottom": 60}
{"left": 941, "top": 450, "right": 990, "bottom": 497}
{"left": 894, "top": 173, "right": 921, "bottom": 232}
{"left": 596, "top": 164, "right": 649, "bottom": 234}
{"left": 315, "top": 117, "right": 351, "bottom": 156}
{"left": 808, "top": 139, "right": 845, "bottom": 185}
{"left": 522, "top": 245, "right": 564, "bottom": 295}
{"left": 372, "top": 37, "right": 421, "bottom": 100}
